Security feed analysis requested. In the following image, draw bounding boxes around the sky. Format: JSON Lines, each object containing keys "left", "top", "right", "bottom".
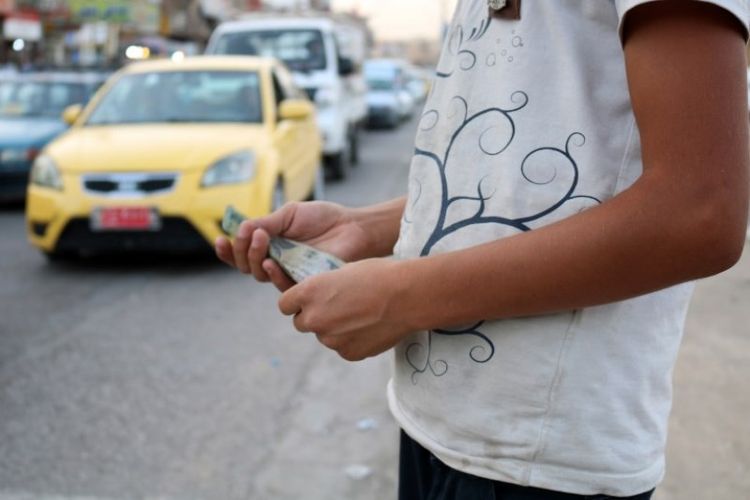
{"left": 331, "top": 0, "right": 458, "bottom": 41}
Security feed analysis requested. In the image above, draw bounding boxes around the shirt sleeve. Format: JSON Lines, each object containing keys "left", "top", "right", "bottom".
{"left": 615, "top": 0, "right": 750, "bottom": 41}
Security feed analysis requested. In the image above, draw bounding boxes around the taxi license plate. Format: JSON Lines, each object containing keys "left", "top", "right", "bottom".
{"left": 90, "top": 207, "right": 161, "bottom": 231}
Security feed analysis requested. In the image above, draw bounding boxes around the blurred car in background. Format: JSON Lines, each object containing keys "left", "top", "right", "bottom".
{"left": 0, "top": 72, "right": 107, "bottom": 201}
{"left": 26, "top": 56, "right": 322, "bottom": 259}
{"left": 364, "top": 59, "right": 415, "bottom": 128}
{"left": 405, "top": 65, "right": 430, "bottom": 105}
{"left": 0, "top": 63, "right": 17, "bottom": 76}
{"left": 206, "top": 13, "right": 368, "bottom": 180}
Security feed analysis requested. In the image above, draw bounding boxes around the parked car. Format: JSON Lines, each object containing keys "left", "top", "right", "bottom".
{"left": 405, "top": 65, "right": 430, "bottom": 104}
{"left": 206, "top": 13, "right": 369, "bottom": 180}
{"left": 364, "top": 59, "right": 415, "bottom": 128}
{"left": 0, "top": 71, "right": 107, "bottom": 201}
{"left": 26, "top": 56, "right": 322, "bottom": 259}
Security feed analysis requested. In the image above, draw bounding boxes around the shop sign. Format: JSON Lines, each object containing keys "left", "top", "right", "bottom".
{"left": 3, "top": 15, "right": 43, "bottom": 41}
{"left": 69, "top": 0, "right": 131, "bottom": 23}
{"left": 68, "top": 0, "right": 159, "bottom": 32}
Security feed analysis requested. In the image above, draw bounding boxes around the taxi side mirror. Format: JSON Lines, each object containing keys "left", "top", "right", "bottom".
{"left": 62, "top": 104, "right": 83, "bottom": 125}
{"left": 279, "top": 99, "right": 314, "bottom": 121}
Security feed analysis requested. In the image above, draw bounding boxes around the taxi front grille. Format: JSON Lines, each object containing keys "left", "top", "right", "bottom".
{"left": 82, "top": 173, "right": 177, "bottom": 196}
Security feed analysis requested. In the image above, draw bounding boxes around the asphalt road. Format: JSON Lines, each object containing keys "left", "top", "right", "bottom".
{"left": 1, "top": 116, "right": 748, "bottom": 500}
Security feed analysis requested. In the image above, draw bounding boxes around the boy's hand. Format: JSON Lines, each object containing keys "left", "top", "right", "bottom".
{"left": 215, "top": 201, "right": 374, "bottom": 291}
{"left": 278, "top": 258, "right": 413, "bottom": 361}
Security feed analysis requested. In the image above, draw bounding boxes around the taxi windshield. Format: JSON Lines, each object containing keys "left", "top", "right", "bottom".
{"left": 86, "top": 70, "right": 263, "bottom": 125}
{"left": 0, "top": 81, "right": 87, "bottom": 118}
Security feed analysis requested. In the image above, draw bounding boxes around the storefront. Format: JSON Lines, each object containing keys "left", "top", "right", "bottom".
{"left": 63, "top": 0, "right": 160, "bottom": 66}
{"left": 64, "top": 0, "right": 213, "bottom": 66}
{"left": 1, "top": 2, "right": 43, "bottom": 69}
{"left": 160, "top": 0, "right": 214, "bottom": 42}
{"left": 0, "top": 0, "right": 251, "bottom": 69}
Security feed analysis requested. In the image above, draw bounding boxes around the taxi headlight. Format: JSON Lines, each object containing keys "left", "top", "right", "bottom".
{"left": 30, "top": 155, "right": 63, "bottom": 190}
{"left": 202, "top": 150, "right": 256, "bottom": 187}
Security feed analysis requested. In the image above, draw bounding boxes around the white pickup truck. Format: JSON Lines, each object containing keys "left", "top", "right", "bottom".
{"left": 206, "top": 14, "right": 368, "bottom": 180}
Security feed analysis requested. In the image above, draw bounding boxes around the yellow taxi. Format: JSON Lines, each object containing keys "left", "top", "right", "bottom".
{"left": 26, "top": 56, "right": 322, "bottom": 258}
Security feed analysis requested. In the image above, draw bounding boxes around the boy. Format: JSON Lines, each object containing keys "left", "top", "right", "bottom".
{"left": 216, "top": 1, "right": 749, "bottom": 498}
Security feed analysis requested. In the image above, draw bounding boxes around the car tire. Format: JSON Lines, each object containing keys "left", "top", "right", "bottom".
{"left": 325, "top": 144, "right": 349, "bottom": 181}
{"left": 271, "top": 180, "right": 285, "bottom": 212}
{"left": 349, "top": 126, "right": 360, "bottom": 166}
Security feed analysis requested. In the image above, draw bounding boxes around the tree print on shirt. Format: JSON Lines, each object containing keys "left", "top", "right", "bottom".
{"left": 404, "top": 92, "right": 602, "bottom": 383}
{"left": 436, "top": 9, "right": 493, "bottom": 78}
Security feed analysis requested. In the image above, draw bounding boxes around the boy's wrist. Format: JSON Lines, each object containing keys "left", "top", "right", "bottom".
{"left": 385, "top": 257, "right": 435, "bottom": 334}
{"left": 349, "top": 198, "right": 406, "bottom": 259}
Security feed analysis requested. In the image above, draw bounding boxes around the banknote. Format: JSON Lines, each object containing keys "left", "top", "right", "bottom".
{"left": 222, "top": 205, "right": 344, "bottom": 282}
{"left": 221, "top": 206, "right": 247, "bottom": 238}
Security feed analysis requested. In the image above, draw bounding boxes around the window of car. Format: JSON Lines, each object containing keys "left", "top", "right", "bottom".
{"left": 275, "top": 66, "right": 304, "bottom": 100}
{"left": 365, "top": 64, "right": 404, "bottom": 91}
{"left": 0, "top": 81, "right": 87, "bottom": 118}
{"left": 215, "top": 29, "right": 328, "bottom": 73}
{"left": 85, "top": 70, "right": 264, "bottom": 125}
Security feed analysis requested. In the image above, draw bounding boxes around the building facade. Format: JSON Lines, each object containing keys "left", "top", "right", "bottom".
{"left": 0, "top": 0, "right": 253, "bottom": 68}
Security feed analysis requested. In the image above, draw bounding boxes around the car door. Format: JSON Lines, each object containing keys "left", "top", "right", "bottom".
{"left": 271, "top": 69, "right": 312, "bottom": 202}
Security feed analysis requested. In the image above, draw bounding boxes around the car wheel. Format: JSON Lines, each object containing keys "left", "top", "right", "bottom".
{"left": 271, "top": 180, "right": 285, "bottom": 211}
{"left": 349, "top": 126, "right": 360, "bottom": 166}
{"left": 325, "top": 143, "right": 349, "bottom": 181}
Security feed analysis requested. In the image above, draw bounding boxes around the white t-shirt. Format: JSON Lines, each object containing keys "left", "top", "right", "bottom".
{"left": 389, "top": 0, "right": 749, "bottom": 496}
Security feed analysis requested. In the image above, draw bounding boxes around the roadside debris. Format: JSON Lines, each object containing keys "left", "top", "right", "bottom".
{"left": 356, "top": 418, "right": 378, "bottom": 431}
{"left": 344, "top": 464, "right": 373, "bottom": 480}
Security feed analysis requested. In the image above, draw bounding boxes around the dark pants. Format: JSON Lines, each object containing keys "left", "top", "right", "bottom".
{"left": 398, "top": 431, "right": 654, "bottom": 500}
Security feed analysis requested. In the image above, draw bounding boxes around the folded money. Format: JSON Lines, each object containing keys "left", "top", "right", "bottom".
{"left": 222, "top": 205, "right": 344, "bottom": 282}
{"left": 221, "top": 205, "right": 247, "bottom": 238}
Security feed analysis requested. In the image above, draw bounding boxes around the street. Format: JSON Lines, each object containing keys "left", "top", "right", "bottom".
{"left": 1, "top": 118, "right": 749, "bottom": 500}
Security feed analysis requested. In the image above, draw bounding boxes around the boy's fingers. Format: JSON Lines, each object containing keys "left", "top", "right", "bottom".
{"left": 249, "top": 229, "right": 272, "bottom": 282}
{"left": 263, "top": 259, "right": 295, "bottom": 292}
{"left": 214, "top": 236, "right": 236, "bottom": 267}
{"left": 255, "top": 203, "right": 297, "bottom": 238}
{"left": 278, "top": 284, "right": 304, "bottom": 316}
{"left": 232, "top": 221, "right": 256, "bottom": 274}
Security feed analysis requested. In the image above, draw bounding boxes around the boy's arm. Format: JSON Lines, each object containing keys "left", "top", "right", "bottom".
{"left": 279, "top": 2, "right": 749, "bottom": 360}
{"left": 398, "top": 1, "right": 750, "bottom": 330}
{"left": 351, "top": 197, "right": 407, "bottom": 258}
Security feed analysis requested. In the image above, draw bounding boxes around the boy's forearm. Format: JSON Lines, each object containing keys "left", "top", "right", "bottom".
{"left": 350, "top": 197, "right": 406, "bottom": 258}
{"left": 391, "top": 2, "right": 750, "bottom": 333}
{"left": 393, "top": 171, "right": 746, "bottom": 333}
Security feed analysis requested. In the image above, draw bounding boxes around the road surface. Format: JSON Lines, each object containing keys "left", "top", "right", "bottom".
{"left": 0, "top": 117, "right": 748, "bottom": 499}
